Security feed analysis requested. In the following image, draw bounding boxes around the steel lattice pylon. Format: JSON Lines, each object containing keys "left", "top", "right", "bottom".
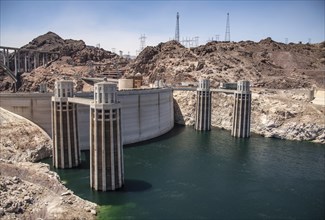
{"left": 175, "top": 12, "right": 180, "bottom": 42}
{"left": 225, "top": 13, "right": 230, "bottom": 42}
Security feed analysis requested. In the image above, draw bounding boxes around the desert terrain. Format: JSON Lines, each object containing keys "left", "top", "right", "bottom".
{"left": 0, "top": 32, "right": 324, "bottom": 218}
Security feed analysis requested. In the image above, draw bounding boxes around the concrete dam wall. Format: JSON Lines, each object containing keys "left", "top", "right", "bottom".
{"left": 0, "top": 88, "right": 174, "bottom": 149}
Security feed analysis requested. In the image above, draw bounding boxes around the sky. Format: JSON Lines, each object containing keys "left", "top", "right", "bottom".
{"left": 0, "top": 0, "right": 324, "bottom": 56}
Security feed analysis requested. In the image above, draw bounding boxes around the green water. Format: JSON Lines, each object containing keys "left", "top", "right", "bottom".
{"left": 44, "top": 126, "right": 325, "bottom": 219}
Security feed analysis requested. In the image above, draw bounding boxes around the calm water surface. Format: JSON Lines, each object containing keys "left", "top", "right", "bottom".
{"left": 44, "top": 126, "right": 325, "bottom": 220}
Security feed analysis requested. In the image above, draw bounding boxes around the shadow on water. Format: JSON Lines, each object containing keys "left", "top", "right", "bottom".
{"left": 78, "top": 151, "right": 153, "bottom": 194}
{"left": 124, "top": 123, "right": 186, "bottom": 148}
{"left": 117, "top": 179, "right": 152, "bottom": 193}
{"left": 70, "top": 178, "right": 153, "bottom": 207}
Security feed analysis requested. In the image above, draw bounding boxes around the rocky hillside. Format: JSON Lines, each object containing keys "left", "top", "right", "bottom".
{"left": 21, "top": 32, "right": 126, "bottom": 65}
{"left": 126, "top": 39, "right": 325, "bottom": 89}
{"left": 0, "top": 108, "right": 97, "bottom": 219}
{"left": 0, "top": 108, "right": 51, "bottom": 162}
{"left": 0, "top": 161, "right": 97, "bottom": 220}
{"left": 1, "top": 33, "right": 324, "bottom": 92}
{"left": 0, "top": 32, "right": 130, "bottom": 92}
{"left": 173, "top": 89, "right": 325, "bottom": 144}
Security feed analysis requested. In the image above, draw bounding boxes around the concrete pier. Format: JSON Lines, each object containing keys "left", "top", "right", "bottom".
{"left": 90, "top": 82, "right": 124, "bottom": 191}
{"left": 231, "top": 81, "right": 251, "bottom": 138}
{"left": 195, "top": 79, "right": 211, "bottom": 131}
{"left": 51, "top": 80, "right": 80, "bottom": 168}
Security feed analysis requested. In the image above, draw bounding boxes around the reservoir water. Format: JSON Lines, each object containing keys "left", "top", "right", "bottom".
{"left": 44, "top": 126, "right": 325, "bottom": 219}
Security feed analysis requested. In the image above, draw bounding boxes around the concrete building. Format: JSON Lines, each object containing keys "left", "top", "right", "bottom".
{"left": 133, "top": 73, "right": 143, "bottom": 88}
{"left": 195, "top": 79, "right": 211, "bottom": 131}
{"left": 51, "top": 80, "right": 80, "bottom": 168}
{"left": 90, "top": 82, "right": 124, "bottom": 191}
{"left": 118, "top": 78, "right": 133, "bottom": 90}
{"left": 231, "top": 80, "right": 251, "bottom": 138}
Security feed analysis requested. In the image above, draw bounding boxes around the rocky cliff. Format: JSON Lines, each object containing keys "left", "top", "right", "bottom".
{"left": 0, "top": 108, "right": 97, "bottom": 219}
{"left": 2, "top": 33, "right": 324, "bottom": 92}
{"left": 126, "top": 39, "right": 325, "bottom": 89}
{"left": 0, "top": 32, "right": 130, "bottom": 92}
{"left": 0, "top": 108, "right": 51, "bottom": 162}
{"left": 0, "top": 161, "right": 97, "bottom": 220}
{"left": 173, "top": 90, "right": 325, "bottom": 144}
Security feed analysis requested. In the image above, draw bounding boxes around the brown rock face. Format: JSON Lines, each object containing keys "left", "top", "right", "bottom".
{"left": 22, "top": 31, "right": 66, "bottom": 52}
{"left": 0, "top": 31, "right": 130, "bottom": 92}
{"left": 2, "top": 33, "right": 323, "bottom": 92}
{"left": 20, "top": 32, "right": 126, "bottom": 66}
{"left": 125, "top": 38, "right": 325, "bottom": 89}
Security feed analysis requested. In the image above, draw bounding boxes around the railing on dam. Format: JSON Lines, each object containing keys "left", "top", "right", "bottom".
{"left": 172, "top": 87, "right": 236, "bottom": 94}
{"left": 67, "top": 97, "right": 92, "bottom": 106}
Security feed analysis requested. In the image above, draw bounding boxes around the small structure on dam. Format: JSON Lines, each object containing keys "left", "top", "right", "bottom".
{"left": 195, "top": 79, "right": 211, "bottom": 131}
{"left": 90, "top": 82, "right": 124, "bottom": 191}
{"left": 51, "top": 80, "right": 80, "bottom": 168}
{"left": 231, "top": 80, "right": 252, "bottom": 138}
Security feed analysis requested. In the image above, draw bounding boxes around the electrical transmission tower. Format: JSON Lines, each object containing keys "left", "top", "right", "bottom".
{"left": 139, "top": 34, "right": 146, "bottom": 51}
{"left": 225, "top": 13, "right": 230, "bottom": 42}
{"left": 181, "top": 36, "right": 199, "bottom": 48}
{"left": 285, "top": 38, "right": 288, "bottom": 44}
{"left": 175, "top": 12, "right": 180, "bottom": 42}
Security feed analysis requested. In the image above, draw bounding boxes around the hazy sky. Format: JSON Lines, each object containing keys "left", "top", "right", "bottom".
{"left": 1, "top": 0, "right": 324, "bottom": 55}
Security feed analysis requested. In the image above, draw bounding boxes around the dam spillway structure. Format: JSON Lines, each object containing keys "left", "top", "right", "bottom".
{"left": 51, "top": 80, "right": 80, "bottom": 168}
{"left": 195, "top": 79, "right": 211, "bottom": 131}
{"left": 231, "top": 80, "right": 252, "bottom": 138}
{"left": 90, "top": 82, "right": 124, "bottom": 191}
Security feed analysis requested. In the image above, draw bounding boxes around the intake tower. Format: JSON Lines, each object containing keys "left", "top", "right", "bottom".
{"left": 90, "top": 82, "right": 124, "bottom": 191}
{"left": 195, "top": 79, "right": 211, "bottom": 131}
{"left": 51, "top": 80, "right": 80, "bottom": 168}
{"left": 231, "top": 80, "right": 251, "bottom": 138}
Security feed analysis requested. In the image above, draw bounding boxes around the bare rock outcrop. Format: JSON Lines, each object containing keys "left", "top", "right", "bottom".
{"left": 0, "top": 160, "right": 97, "bottom": 220}
{"left": 0, "top": 107, "right": 97, "bottom": 219}
{"left": 0, "top": 108, "right": 51, "bottom": 162}
{"left": 173, "top": 90, "right": 325, "bottom": 144}
{"left": 126, "top": 39, "right": 325, "bottom": 89}
{"left": 0, "top": 31, "right": 130, "bottom": 92}
{"left": 2, "top": 33, "right": 323, "bottom": 93}
{"left": 250, "top": 91, "right": 325, "bottom": 143}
